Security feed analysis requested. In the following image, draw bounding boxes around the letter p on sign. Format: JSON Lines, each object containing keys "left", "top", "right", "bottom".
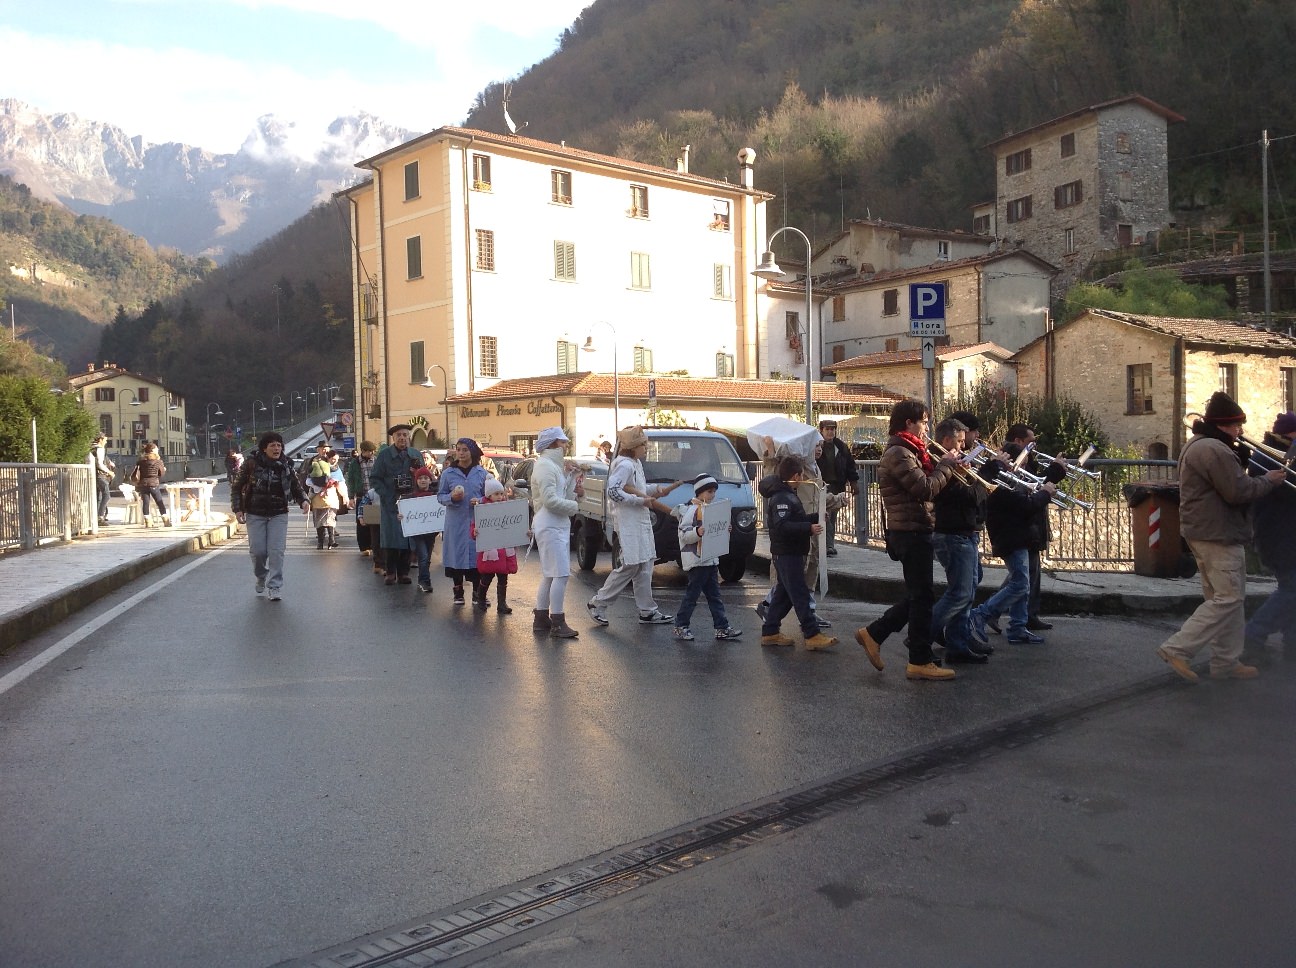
{"left": 909, "top": 283, "right": 945, "bottom": 321}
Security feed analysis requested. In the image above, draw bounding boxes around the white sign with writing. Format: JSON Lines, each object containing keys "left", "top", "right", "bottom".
{"left": 473, "top": 498, "right": 530, "bottom": 551}
{"left": 396, "top": 493, "right": 446, "bottom": 536}
{"left": 698, "top": 498, "right": 732, "bottom": 561}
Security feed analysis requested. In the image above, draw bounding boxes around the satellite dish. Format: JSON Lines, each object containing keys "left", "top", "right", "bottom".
{"left": 502, "top": 83, "right": 528, "bottom": 135}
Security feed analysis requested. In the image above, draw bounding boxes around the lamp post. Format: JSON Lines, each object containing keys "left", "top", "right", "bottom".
{"left": 420, "top": 364, "right": 451, "bottom": 446}
{"left": 251, "top": 399, "right": 268, "bottom": 443}
{"left": 117, "top": 389, "right": 141, "bottom": 454}
{"left": 205, "top": 402, "right": 224, "bottom": 459}
{"left": 581, "top": 321, "right": 619, "bottom": 437}
{"left": 304, "top": 388, "right": 317, "bottom": 415}
{"left": 319, "top": 382, "right": 344, "bottom": 406}
{"left": 271, "top": 394, "right": 285, "bottom": 430}
{"left": 753, "top": 226, "right": 815, "bottom": 424}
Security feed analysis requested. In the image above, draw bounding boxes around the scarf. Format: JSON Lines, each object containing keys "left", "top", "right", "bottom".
{"left": 1191, "top": 420, "right": 1249, "bottom": 470}
{"left": 896, "top": 431, "right": 932, "bottom": 472}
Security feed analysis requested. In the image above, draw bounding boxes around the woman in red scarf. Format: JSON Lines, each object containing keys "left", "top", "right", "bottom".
{"left": 853, "top": 399, "right": 960, "bottom": 681}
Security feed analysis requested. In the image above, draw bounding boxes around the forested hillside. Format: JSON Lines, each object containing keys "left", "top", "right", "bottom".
{"left": 468, "top": 0, "right": 1296, "bottom": 247}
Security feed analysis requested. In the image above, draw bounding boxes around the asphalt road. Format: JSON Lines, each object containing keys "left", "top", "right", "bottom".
{"left": 1, "top": 531, "right": 1291, "bottom": 967}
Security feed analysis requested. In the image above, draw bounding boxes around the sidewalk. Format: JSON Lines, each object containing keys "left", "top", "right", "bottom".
{"left": 0, "top": 518, "right": 1272, "bottom": 655}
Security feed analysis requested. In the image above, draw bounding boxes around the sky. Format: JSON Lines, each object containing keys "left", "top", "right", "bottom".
{"left": 1, "top": 0, "right": 593, "bottom": 153}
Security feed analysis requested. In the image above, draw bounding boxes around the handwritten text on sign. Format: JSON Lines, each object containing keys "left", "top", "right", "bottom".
{"left": 397, "top": 494, "right": 446, "bottom": 536}
{"left": 473, "top": 498, "right": 530, "bottom": 551}
{"left": 698, "top": 498, "right": 731, "bottom": 560}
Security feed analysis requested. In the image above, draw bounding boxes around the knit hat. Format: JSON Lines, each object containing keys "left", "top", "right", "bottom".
{"left": 412, "top": 465, "right": 435, "bottom": 485}
{"left": 692, "top": 474, "right": 718, "bottom": 495}
{"left": 1203, "top": 391, "right": 1246, "bottom": 424}
{"left": 484, "top": 478, "right": 505, "bottom": 498}
{"left": 1273, "top": 411, "right": 1296, "bottom": 437}
{"left": 617, "top": 425, "right": 648, "bottom": 452}
{"left": 536, "top": 426, "right": 569, "bottom": 452}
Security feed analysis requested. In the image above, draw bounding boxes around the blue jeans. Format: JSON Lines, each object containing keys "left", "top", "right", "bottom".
{"left": 1246, "top": 568, "right": 1296, "bottom": 650}
{"left": 977, "top": 547, "right": 1029, "bottom": 635}
{"left": 246, "top": 512, "right": 290, "bottom": 592}
{"left": 763, "top": 554, "right": 818, "bottom": 638}
{"left": 412, "top": 534, "right": 436, "bottom": 584}
{"left": 932, "top": 532, "right": 979, "bottom": 651}
{"left": 676, "top": 564, "right": 728, "bottom": 630}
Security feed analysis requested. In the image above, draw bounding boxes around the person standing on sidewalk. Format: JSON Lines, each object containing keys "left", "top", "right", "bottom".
{"left": 370, "top": 424, "right": 424, "bottom": 586}
{"left": 1244, "top": 412, "right": 1296, "bottom": 662}
{"left": 232, "top": 431, "right": 309, "bottom": 601}
{"left": 1157, "top": 392, "right": 1285, "bottom": 682}
{"left": 586, "top": 426, "right": 683, "bottom": 628}
{"left": 90, "top": 433, "right": 115, "bottom": 525}
{"left": 815, "top": 419, "right": 858, "bottom": 557}
{"left": 853, "top": 399, "right": 959, "bottom": 681}
{"left": 529, "top": 426, "right": 582, "bottom": 639}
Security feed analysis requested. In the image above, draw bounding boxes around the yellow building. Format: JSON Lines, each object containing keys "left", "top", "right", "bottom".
{"left": 68, "top": 363, "right": 186, "bottom": 459}
{"left": 338, "top": 127, "right": 773, "bottom": 446}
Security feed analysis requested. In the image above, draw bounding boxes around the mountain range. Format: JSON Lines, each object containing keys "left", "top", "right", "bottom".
{"left": 0, "top": 98, "right": 415, "bottom": 260}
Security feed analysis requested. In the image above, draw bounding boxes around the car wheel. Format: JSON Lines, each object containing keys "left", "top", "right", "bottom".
{"left": 718, "top": 553, "right": 748, "bottom": 583}
{"left": 579, "top": 531, "right": 601, "bottom": 571}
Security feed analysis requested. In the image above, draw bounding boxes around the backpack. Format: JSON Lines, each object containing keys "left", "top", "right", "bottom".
{"left": 128, "top": 462, "right": 142, "bottom": 485}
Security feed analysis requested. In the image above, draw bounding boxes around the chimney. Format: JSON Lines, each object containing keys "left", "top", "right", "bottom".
{"left": 737, "top": 147, "right": 756, "bottom": 189}
{"left": 677, "top": 145, "right": 691, "bottom": 174}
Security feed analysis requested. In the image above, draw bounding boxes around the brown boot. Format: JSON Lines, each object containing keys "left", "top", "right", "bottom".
{"left": 532, "top": 609, "right": 551, "bottom": 633}
{"left": 549, "top": 613, "right": 579, "bottom": 639}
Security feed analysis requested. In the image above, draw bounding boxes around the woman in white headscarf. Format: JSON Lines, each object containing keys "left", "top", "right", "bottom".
{"left": 529, "top": 426, "right": 583, "bottom": 639}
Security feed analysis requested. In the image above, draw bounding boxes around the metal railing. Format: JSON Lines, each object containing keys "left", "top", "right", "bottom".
{"left": 768, "top": 459, "right": 1180, "bottom": 572}
{"left": 0, "top": 463, "right": 97, "bottom": 551}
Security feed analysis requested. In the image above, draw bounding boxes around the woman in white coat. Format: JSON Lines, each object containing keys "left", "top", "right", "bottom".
{"left": 529, "top": 426, "right": 584, "bottom": 639}
{"left": 586, "top": 425, "right": 683, "bottom": 627}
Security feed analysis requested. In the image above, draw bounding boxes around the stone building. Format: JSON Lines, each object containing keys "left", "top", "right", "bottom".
{"left": 826, "top": 343, "right": 1016, "bottom": 410}
{"left": 983, "top": 95, "right": 1185, "bottom": 292}
{"left": 1012, "top": 309, "right": 1296, "bottom": 457}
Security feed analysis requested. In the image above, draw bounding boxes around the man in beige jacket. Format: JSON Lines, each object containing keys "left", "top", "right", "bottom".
{"left": 1157, "top": 392, "right": 1286, "bottom": 681}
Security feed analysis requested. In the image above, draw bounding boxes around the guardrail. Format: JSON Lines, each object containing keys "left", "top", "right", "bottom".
{"left": 0, "top": 463, "right": 97, "bottom": 551}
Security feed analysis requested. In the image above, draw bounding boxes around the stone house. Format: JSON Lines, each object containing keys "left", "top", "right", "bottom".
{"left": 337, "top": 128, "right": 773, "bottom": 446}
{"left": 1012, "top": 308, "right": 1296, "bottom": 457}
{"left": 826, "top": 342, "right": 1017, "bottom": 409}
{"left": 981, "top": 95, "right": 1185, "bottom": 292}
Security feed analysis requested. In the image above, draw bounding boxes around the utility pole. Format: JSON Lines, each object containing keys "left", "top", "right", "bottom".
{"left": 1262, "top": 129, "right": 1271, "bottom": 328}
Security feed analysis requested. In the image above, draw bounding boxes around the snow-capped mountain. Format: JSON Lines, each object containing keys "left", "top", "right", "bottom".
{"left": 0, "top": 99, "right": 417, "bottom": 260}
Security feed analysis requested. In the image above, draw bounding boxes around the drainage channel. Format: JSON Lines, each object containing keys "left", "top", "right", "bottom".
{"left": 282, "top": 673, "right": 1173, "bottom": 968}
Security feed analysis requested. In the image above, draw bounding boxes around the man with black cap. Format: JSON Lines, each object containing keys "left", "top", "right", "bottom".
{"left": 816, "top": 418, "right": 858, "bottom": 556}
{"left": 232, "top": 431, "right": 310, "bottom": 601}
{"left": 1157, "top": 392, "right": 1286, "bottom": 682}
{"left": 369, "top": 424, "right": 425, "bottom": 585}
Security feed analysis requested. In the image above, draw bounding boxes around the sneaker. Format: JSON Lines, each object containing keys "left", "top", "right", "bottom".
{"left": 398, "top": 576, "right": 413, "bottom": 585}
{"left": 586, "top": 600, "right": 609, "bottom": 626}
{"left": 854, "top": 627, "right": 885, "bottom": 670}
{"left": 384, "top": 574, "right": 397, "bottom": 586}
{"left": 945, "top": 648, "right": 989, "bottom": 665}
{"left": 714, "top": 627, "right": 744, "bottom": 640}
{"left": 638, "top": 609, "right": 673, "bottom": 624}
{"left": 1006, "top": 630, "right": 1045, "bottom": 644}
{"left": 906, "top": 662, "right": 955, "bottom": 681}
{"left": 815, "top": 615, "right": 833, "bottom": 629}
{"left": 1210, "top": 662, "right": 1259, "bottom": 680}
{"left": 418, "top": 581, "right": 432, "bottom": 593}
{"left": 267, "top": 590, "right": 282, "bottom": 602}
{"left": 826, "top": 547, "right": 838, "bottom": 557}
{"left": 754, "top": 601, "right": 769, "bottom": 621}
{"left": 672, "top": 626, "right": 695, "bottom": 641}
{"left": 804, "top": 632, "right": 839, "bottom": 651}
{"left": 1157, "top": 645, "right": 1199, "bottom": 683}
{"left": 1026, "top": 618, "right": 1053, "bottom": 631}
{"left": 255, "top": 580, "right": 266, "bottom": 595}
{"left": 761, "top": 633, "right": 795, "bottom": 647}
{"left": 986, "top": 615, "right": 1002, "bottom": 635}
{"left": 968, "top": 610, "right": 988, "bottom": 645}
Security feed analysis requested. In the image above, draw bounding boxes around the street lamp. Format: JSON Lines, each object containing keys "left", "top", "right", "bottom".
{"left": 420, "top": 364, "right": 451, "bottom": 446}
{"left": 252, "top": 399, "right": 268, "bottom": 442}
{"left": 117, "top": 389, "right": 141, "bottom": 454}
{"left": 290, "top": 393, "right": 305, "bottom": 425}
{"left": 205, "top": 402, "right": 224, "bottom": 459}
{"left": 304, "top": 388, "right": 317, "bottom": 415}
{"left": 271, "top": 394, "right": 285, "bottom": 430}
{"left": 581, "top": 321, "right": 619, "bottom": 436}
{"left": 319, "top": 382, "right": 345, "bottom": 407}
{"left": 753, "top": 226, "right": 815, "bottom": 424}
{"left": 157, "top": 394, "right": 179, "bottom": 457}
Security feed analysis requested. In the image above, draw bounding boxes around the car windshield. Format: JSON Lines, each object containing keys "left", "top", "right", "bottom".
{"left": 642, "top": 437, "right": 745, "bottom": 485}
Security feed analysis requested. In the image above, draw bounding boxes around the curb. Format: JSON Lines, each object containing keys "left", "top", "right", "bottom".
{"left": 747, "top": 551, "right": 1268, "bottom": 618}
{"left": 0, "top": 522, "right": 240, "bottom": 654}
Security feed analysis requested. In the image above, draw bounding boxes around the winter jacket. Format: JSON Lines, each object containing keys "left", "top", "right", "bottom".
{"left": 983, "top": 466, "right": 1053, "bottom": 559}
{"left": 233, "top": 449, "right": 307, "bottom": 517}
{"left": 933, "top": 473, "right": 981, "bottom": 534}
{"left": 1178, "top": 429, "right": 1277, "bottom": 544}
{"left": 133, "top": 456, "right": 166, "bottom": 488}
{"left": 530, "top": 447, "right": 580, "bottom": 519}
{"left": 677, "top": 501, "right": 721, "bottom": 570}
{"left": 1252, "top": 434, "right": 1296, "bottom": 571}
{"left": 759, "top": 474, "right": 817, "bottom": 557}
{"left": 816, "top": 437, "right": 859, "bottom": 495}
{"left": 877, "top": 435, "right": 954, "bottom": 533}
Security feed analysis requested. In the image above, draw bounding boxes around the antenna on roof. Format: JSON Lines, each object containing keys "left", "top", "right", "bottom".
{"left": 502, "top": 83, "right": 528, "bottom": 135}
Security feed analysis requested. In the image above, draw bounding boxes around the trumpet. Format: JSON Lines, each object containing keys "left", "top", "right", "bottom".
{"left": 924, "top": 436, "right": 997, "bottom": 492}
{"left": 1025, "top": 443, "right": 1101, "bottom": 481}
{"left": 1239, "top": 433, "right": 1296, "bottom": 491}
{"left": 970, "top": 443, "right": 1093, "bottom": 510}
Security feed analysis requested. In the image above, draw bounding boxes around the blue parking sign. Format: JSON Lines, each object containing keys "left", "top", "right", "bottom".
{"left": 909, "top": 283, "right": 945, "bottom": 321}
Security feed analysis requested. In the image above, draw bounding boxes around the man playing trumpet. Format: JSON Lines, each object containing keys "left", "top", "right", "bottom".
{"left": 1243, "top": 410, "right": 1296, "bottom": 662}
{"left": 1157, "top": 392, "right": 1286, "bottom": 682}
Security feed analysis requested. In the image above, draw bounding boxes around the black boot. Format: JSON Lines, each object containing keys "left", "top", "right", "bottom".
{"left": 453, "top": 583, "right": 465, "bottom": 605}
{"left": 496, "top": 575, "right": 512, "bottom": 614}
{"left": 316, "top": 526, "right": 325, "bottom": 550}
{"left": 474, "top": 578, "right": 491, "bottom": 610}
{"left": 328, "top": 527, "right": 338, "bottom": 548}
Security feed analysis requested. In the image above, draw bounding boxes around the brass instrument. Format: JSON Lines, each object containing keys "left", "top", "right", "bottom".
{"left": 924, "top": 435, "right": 997, "bottom": 493}
{"left": 970, "top": 442, "right": 1092, "bottom": 510}
{"left": 1026, "top": 443, "right": 1101, "bottom": 482}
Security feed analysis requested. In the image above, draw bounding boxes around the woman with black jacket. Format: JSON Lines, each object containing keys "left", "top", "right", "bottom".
{"left": 232, "top": 431, "right": 309, "bottom": 601}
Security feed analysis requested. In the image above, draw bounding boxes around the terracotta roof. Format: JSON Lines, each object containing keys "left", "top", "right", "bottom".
{"left": 819, "top": 250, "right": 1057, "bottom": 292}
{"left": 356, "top": 126, "right": 772, "bottom": 199}
{"left": 67, "top": 367, "right": 181, "bottom": 396}
{"left": 1011, "top": 309, "right": 1296, "bottom": 358}
{"left": 446, "top": 372, "right": 904, "bottom": 408}
{"left": 827, "top": 342, "right": 1014, "bottom": 371}
{"left": 986, "top": 94, "right": 1185, "bottom": 150}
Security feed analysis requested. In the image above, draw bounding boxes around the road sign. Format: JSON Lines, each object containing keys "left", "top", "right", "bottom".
{"left": 909, "top": 283, "right": 947, "bottom": 337}
{"left": 648, "top": 378, "right": 657, "bottom": 408}
{"left": 921, "top": 338, "right": 937, "bottom": 370}
{"left": 338, "top": 410, "right": 354, "bottom": 428}
{"left": 320, "top": 421, "right": 335, "bottom": 439}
